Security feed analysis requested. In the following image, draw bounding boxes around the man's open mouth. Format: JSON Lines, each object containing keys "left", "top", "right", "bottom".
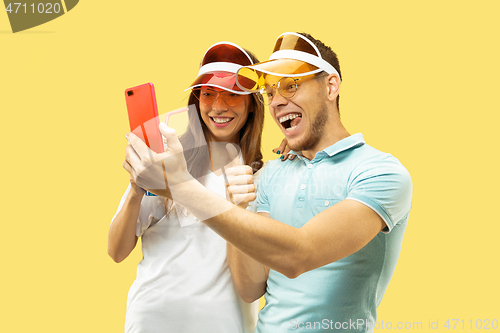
{"left": 279, "top": 113, "right": 302, "bottom": 131}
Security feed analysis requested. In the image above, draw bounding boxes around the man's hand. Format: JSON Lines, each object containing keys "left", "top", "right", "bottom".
{"left": 122, "top": 123, "right": 192, "bottom": 198}
{"left": 224, "top": 144, "right": 256, "bottom": 208}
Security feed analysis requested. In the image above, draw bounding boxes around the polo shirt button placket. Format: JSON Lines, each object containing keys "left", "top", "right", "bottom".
{"left": 297, "top": 160, "right": 313, "bottom": 208}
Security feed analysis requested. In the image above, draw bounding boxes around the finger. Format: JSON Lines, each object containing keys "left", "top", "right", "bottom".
{"left": 122, "top": 159, "right": 136, "bottom": 178}
{"left": 126, "top": 133, "right": 152, "bottom": 160}
{"left": 272, "top": 138, "right": 286, "bottom": 154}
{"left": 232, "top": 193, "right": 256, "bottom": 206}
{"left": 225, "top": 165, "right": 253, "bottom": 177}
{"left": 280, "top": 151, "right": 295, "bottom": 161}
{"left": 278, "top": 138, "right": 293, "bottom": 160}
{"left": 226, "top": 174, "right": 254, "bottom": 186}
{"left": 125, "top": 144, "right": 144, "bottom": 169}
{"left": 159, "top": 123, "right": 182, "bottom": 154}
{"left": 272, "top": 138, "right": 288, "bottom": 154}
{"left": 224, "top": 143, "right": 245, "bottom": 204}
{"left": 226, "top": 143, "right": 242, "bottom": 168}
{"left": 228, "top": 184, "right": 255, "bottom": 195}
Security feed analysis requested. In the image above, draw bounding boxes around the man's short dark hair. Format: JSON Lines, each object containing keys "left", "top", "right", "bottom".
{"left": 298, "top": 32, "right": 342, "bottom": 111}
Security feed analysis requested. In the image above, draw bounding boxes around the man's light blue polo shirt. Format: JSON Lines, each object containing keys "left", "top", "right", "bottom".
{"left": 255, "top": 133, "right": 412, "bottom": 333}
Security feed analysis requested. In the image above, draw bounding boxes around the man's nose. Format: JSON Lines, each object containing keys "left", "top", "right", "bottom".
{"left": 270, "top": 89, "right": 289, "bottom": 109}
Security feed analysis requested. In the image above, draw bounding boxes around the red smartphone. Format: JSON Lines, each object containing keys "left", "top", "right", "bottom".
{"left": 125, "top": 83, "right": 164, "bottom": 153}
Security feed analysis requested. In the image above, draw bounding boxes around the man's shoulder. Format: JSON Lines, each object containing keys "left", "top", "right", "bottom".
{"left": 348, "top": 144, "right": 412, "bottom": 189}
{"left": 352, "top": 143, "right": 406, "bottom": 169}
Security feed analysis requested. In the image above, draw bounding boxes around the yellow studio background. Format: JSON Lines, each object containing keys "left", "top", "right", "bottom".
{"left": 1, "top": 0, "right": 499, "bottom": 332}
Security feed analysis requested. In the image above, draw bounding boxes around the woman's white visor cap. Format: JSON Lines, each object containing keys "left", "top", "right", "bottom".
{"left": 185, "top": 42, "right": 255, "bottom": 95}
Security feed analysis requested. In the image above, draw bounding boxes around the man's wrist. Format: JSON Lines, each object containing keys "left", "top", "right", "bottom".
{"left": 171, "top": 178, "right": 235, "bottom": 222}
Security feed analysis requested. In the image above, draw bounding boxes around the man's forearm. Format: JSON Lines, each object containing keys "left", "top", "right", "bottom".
{"left": 171, "top": 178, "right": 307, "bottom": 278}
{"left": 172, "top": 177, "right": 385, "bottom": 280}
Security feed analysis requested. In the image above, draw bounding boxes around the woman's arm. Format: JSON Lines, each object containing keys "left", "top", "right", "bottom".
{"left": 227, "top": 237, "right": 269, "bottom": 303}
{"left": 225, "top": 156, "right": 269, "bottom": 302}
{"left": 107, "top": 181, "right": 144, "bottom": 263}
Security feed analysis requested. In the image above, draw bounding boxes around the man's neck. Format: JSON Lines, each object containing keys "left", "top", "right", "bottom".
{"left": 301, "top": 124, "right": 350, "bottom": 160}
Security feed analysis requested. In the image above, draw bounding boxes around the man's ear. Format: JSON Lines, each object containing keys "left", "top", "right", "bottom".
{"left": 326, "top": 74, "right": 341, "bottom": 102}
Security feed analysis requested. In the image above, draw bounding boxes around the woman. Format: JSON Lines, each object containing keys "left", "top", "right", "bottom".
{"left": 108, "top": 42, "right": 264, "bottom": 333}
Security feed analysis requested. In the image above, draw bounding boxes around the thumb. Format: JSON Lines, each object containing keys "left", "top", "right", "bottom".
{"left": 226, "top": 143, "right": 242, "bottom": 168}
{"left": 159, "top": 123, "right": 182, "bottom": 154}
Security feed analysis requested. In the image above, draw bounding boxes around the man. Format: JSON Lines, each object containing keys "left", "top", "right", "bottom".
{"left": 123, "top": 32, "right": 412, "bottom": 332}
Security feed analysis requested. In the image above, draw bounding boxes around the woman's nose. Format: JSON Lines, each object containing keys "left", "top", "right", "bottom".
{"left": 212, "top": 94, "right": 228, "bottom": 111}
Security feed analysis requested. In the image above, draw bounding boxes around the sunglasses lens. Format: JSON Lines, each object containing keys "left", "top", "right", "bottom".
{"left": 203, "top": 90, "right": 219, "bottom": 105}
{"left": 193, "top": 89, "right": 214, "bottom": 105}
{"left": 193, "top": 89, "right": 216, "bottom": 105}
{"left": 256, "top": 75, "right": 318, "bottom": 106}
{"left": 193, "top": 88, "right": 246, "bottom": 106}
{"left": 278, "top": 78, "right": 297, "bottom": 98}
{"left": 257, "top": 85, "right": 273, "bottom": 105}
{"left": 236, "top": 67, "right": 263, "bottom": 91}
{"left": 223, "top": 92, "right": 245, "bottom": 106}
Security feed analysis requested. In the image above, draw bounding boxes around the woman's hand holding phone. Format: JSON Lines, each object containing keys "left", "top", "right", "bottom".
{"left": 123, "top": 123, "right": 194, "bottom": 200}
{"left": 129, "top": 175, "right": 146, "bottom": 197}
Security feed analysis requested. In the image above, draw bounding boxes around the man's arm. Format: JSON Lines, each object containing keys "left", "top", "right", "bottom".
{"left": 124, "top": 126, "right": 386, "bottom": 279}
{"left": 171, "top": 178, "right": 384, "bottom": 279}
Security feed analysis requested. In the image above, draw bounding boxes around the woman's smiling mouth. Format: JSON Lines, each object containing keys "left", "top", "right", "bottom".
{"left": 211, "top": 117, "right": 234, "bottom": 127}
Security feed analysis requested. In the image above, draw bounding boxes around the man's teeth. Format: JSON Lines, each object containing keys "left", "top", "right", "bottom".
{"left": 279, "top": 113, "right": 300, "bottom": 124}
{"left": 212, "top": 117, "right": 232, "bottom": 124}
{"left": 279, "top": 113, "right": 301, "bottom": 130}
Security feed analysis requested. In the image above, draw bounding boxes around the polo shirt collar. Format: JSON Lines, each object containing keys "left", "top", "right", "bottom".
{"left": 323, "top": 133, "right": 365, "bottom": 157}
{"left": 290, "top": 133, "right": 365, "bottom": 160}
